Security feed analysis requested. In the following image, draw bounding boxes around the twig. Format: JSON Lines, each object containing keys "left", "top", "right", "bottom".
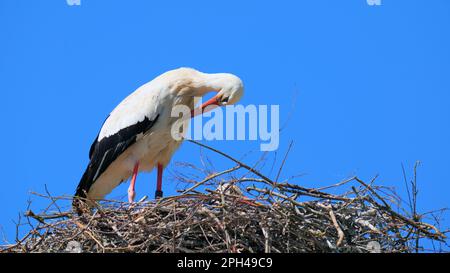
{"left": 275, "top": 140, "right": 294, "bottom": 182}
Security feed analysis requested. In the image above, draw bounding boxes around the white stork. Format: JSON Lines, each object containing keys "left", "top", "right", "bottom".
{"left": 73, "top": 67, "right": 244, "bottom": 209}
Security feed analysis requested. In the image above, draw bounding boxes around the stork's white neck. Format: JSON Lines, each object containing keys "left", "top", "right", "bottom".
{"left": 195, "top": 72, "right": 241, "bottom": 95}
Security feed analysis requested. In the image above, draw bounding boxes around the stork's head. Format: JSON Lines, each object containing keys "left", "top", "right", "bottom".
{"left": 214, "top": 73, "right": 244, "bottom": 106}
{"left": 192, "top": 73, "right": 244, "bottom": 117}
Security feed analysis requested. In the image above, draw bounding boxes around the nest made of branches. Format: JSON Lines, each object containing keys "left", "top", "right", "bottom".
{"left": 1, "top": 141, "right": 448, "bottom": 253}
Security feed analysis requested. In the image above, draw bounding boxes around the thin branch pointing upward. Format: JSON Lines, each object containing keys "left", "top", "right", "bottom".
{"left": 187, "top": 139, "right": 277, "bottom": 186}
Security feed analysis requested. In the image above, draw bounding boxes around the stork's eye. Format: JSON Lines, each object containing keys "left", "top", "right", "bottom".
{"left": 221, "top": 97, "right": 229, "bottom": 103}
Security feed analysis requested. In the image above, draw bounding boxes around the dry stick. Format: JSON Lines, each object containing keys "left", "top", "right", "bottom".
{"left": 43, "top": 184, "right": 63, "bottom": 214}
{"left": 0, "top": 230, "right": 34, "bottom": 253}
{"left": 65, "top": 211, "right": 101, "bottom": 242}
{"left": 187, "top": 140, "right": 348, "bottom": 202}
{"left": 401, "top": 163, "right": 413, "bottom": 214}
{"left": 354, "top": 177, "right": 445, "bottom": 240}
{"left": 26, "top": 211, "right": 72, "bottom": 221}
{"left": 72, "top": 211, "right": 106, "bottom": 252}
{"left": 181, "top": 165, "right": 241, "bottom": 194}
{"left": 315, "top": 176, "right": 357, "bottom": 191}
{"left": 24, "top": 211, "right": 46, "bottom": 225}
{"left": 239, "top": 177, "right": 350, "bottom": 202}
{"left": 318, "top": 203, "right": 345, "bottom": 247}
{"left": 278, "top": 182, "right": 352, "bottom": 202}
{"left": 260, "top": 225, "right": 271, "bottom": 253}
{"left": 0, "top": 226, "right": 10, "bottom": 247}
{"left": 279, "top": 88, "right": 299, "bottom": 133}
{"left": 199, "top": 224, "right": 214, "bottom": 250}
{"left": 219, "top": 190, "right": 232, "bottom": 252}
{"left": 187, "top": 140, "right": 276, "bottom": 186}
{"left": 275, "top": 140, "right": 294, "bottom": 182}
{"left": 74, "top": 220, "right": 105, "bottom": 252}
{"left": 236, "top": 151, "right": 269, "bottom": 188}
{"left": 268, "top": 151, "right": 278, "bottom": 179}
{"left": 205, "top": 188, "right": 264, "bottom": 208}
{"left": 248, "top": 186, "right": 304, "bottom": 207}
{"left": 29, "top": 191, "right": 135, "bottom": 207}
{"left": 412, "top": 161, "right": 421, "bottom": 253}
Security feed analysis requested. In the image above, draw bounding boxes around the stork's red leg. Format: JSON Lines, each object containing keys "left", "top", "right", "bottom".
{"left": 155, "top": 163, "right": 163, "bottom": 199}
{"left": 127, "top": 162, "right": 139, "bottom": 203}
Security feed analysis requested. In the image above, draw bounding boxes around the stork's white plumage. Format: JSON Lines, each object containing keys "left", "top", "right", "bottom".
{"left": 73, "top": 67, "right": 243, "bottom": 209}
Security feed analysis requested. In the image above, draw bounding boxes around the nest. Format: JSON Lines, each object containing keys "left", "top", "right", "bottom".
{"left": 1, "top": 141, "right": 448, "bottom": 253}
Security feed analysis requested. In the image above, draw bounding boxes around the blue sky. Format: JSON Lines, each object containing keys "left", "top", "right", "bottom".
{"left": 1, "top": 0, "right": 449, "bottom": 250}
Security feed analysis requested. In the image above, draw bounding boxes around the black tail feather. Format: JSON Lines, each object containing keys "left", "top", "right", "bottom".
{"left": 72, "top": 164, "right": 95, "bottom": 214}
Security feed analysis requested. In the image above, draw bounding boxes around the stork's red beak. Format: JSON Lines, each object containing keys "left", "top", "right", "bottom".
{"left": 191, "top": 95, "right": 220, "bottom": 117}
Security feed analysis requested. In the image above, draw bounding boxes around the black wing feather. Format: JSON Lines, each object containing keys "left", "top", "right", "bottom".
{"left": 74, "top": 114, "right": 160, "bottom": 200}
{"left": 89, "top": 115, "right": 110, "bottom": 160}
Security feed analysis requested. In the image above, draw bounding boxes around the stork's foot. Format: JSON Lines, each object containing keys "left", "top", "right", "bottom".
{"left": 155, "top": 190, "right": 163, "bottom": 199}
